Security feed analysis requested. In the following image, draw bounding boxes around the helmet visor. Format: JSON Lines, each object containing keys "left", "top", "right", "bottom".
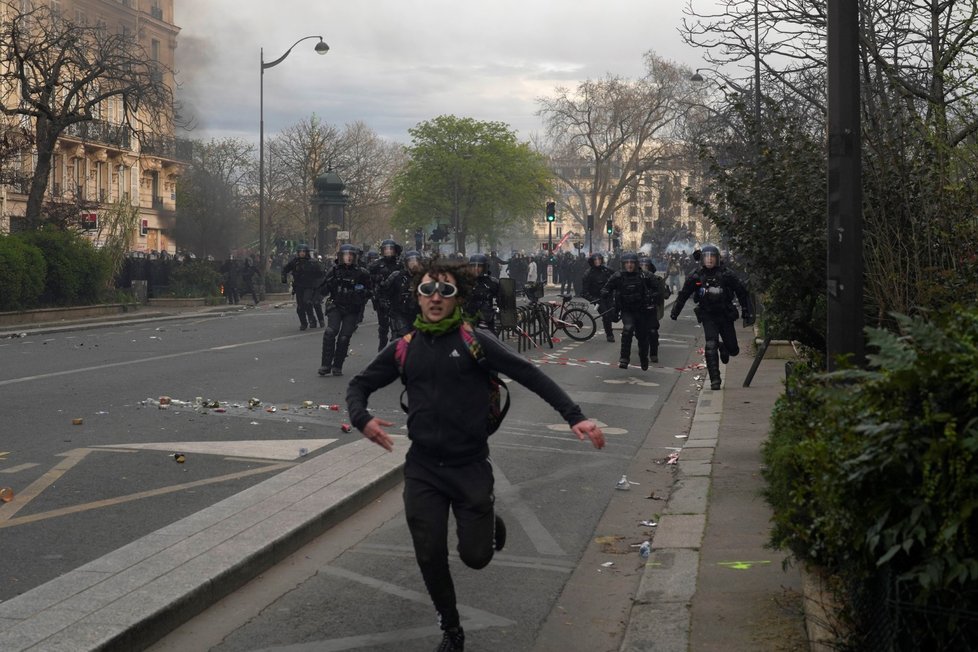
{"left": 702, "top": 251, "right": 719, "bottom": 268}
{"left": 381, "top": 245, "right": 395, "bottom": 257}
{"left": 341, "top": 252, "right": 355, "bottom": 265}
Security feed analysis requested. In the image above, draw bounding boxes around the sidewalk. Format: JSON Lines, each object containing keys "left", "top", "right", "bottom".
{"left": 620, "top": 332, "right": 808, "bottom": 651}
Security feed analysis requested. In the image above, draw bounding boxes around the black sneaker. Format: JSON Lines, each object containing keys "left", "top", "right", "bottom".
{"left": 318, "top": 366, "right": 330, "bottom": 376}
{"left": 650, "top": 354, "right": 659, "bottom": 364}
{"left": 332, "top": 368, "right": 343, "bottom": 376}
{"left": 719, "top": 344, "right": 730, "bottom": 365}
{"left": 606, "top": 333, "right": 615, "bottom": 343}
{"left": 299, "top": 324, "right": 308, "bottom": 331}
{"left": 494, "top": 515, "right": 506, "bottom": 551}
{"left": 711, "top": 380, "right": 722, "bottom": 390}
{"left": 640, "top": 357, "right": 649, "bottom": 371}
{"left": 618, "top": 358, "right": 628, "bottom": 369}
{"left": 436, "top": 626, "right": 465, "bottom": 652}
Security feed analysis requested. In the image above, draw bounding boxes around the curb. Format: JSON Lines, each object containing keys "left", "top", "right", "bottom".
{"left": 0, "top": 439, "right": 407, "bottom": 652}
{"left": 0, "top": 305, "right": 251, "bottom": 339}
{"left": 619, "top": 375, "right": 719, "bottom": 651}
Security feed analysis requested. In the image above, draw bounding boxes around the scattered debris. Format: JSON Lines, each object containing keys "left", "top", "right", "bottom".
{"left": 639, "top": 520, "right": 658, "bottom": 527}
{"left": 0, "top": 487, "right": 14, "bottom": 503}
{"left": 71, "top": 418, "right": 83, "bottom": 425}
{"left": 341, "top": 423, "right": 352, "bottom": 433}
{"left": 172, "top": 453, "right": 185, "bottom": 464}
{"left": 615, "top": 475, "right": 630, "bottom": 491}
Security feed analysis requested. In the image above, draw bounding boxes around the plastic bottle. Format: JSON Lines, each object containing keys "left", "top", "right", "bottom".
{"left": 639, "top": 541, "right": 651, "bottom": 559}
{"left": 615, "top": 474, "right": 630, "bottom": 491}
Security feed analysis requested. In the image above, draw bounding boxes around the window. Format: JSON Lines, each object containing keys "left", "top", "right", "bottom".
{"left": 74, "top": 8, "right": 86, "bottom": 24}
{"left": 644, "top": 205, "right": 653, "bottom": 217}
{"left": 628, "top": 205, "right": 638, "bottom": 217}
{"left": 151, "top": 39, "right": 160, "bottom": 61}
{"left": 630, "top": 222, "right": 639, "bottom": 232}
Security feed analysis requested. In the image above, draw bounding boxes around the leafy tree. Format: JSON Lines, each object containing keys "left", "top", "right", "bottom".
{"left": 391, "top": 115, "right": 551, "bottom": 255}
{"left": 174, "top": 138, "right": 253, "bottom": 258}
{"left": 0, "top": 2, "right": 175, "bottom": 229}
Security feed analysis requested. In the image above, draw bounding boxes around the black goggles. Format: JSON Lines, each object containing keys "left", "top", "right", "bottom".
{"left": 417, "top": 281, "right": 458, "bottom": 298}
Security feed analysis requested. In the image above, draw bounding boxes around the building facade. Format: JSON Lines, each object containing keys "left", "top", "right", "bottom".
{"left": 0, "top": 0, "right": 183, "bottom": 254}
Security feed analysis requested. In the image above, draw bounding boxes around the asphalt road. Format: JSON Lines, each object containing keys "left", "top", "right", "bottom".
{"left": 0, "top": 297, "right": 703, "bottom": 651}
{"left": 143, "top": 301, "right": 704, "bottom": 652}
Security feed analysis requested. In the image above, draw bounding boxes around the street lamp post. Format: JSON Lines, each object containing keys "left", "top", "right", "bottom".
{"left": 259, "top": 35, "right": 329, "bottom": 273}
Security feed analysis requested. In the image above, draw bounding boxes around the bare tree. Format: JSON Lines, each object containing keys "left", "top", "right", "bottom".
{"left": 266, "top": 114, "right": 340, "bottom": 248}
{"left": 536, "top": 53, "right": 695, "bottom": 239}
{"left": 0, "top": 2, "right": 175, "bottom": 229}
{"left": 174, "top": 138, "right": 254, "bottom": 258}
{"left": 336, "top": 120, "right": 407, "bottom": 247}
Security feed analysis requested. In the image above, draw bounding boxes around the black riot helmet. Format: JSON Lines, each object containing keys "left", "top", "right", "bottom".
{"left": 402, "top": 250, "right": 422, "bottom": 272}
{"left": 365, "top": 250, "right": 380, "bottom": 264}
{"left": 700, "top": 244, "right": 721, "bottom": 269}
{"left": 380, "top": 239, "right": 401, "bottom": 259}
{"left": 638, "top": 255, "right": 655, "bottom": 273}
{"left": 587, "top": 252, "right": 605, "bottom": 267}
{"left": 297, "top": 243, "right": 311, "bottom": 257}
{"left": 621, "top": 252, "right": 639, "bottom": 270}
{"left": 337, "top": 244, "right": 357, "bottom": 266}
{"left": 468, "top": 253, "right": 489, "bottom": 275}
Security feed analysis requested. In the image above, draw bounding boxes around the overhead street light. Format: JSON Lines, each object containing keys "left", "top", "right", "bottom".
{"left": 259, "top": 35, "right": 329, "bottom": 273}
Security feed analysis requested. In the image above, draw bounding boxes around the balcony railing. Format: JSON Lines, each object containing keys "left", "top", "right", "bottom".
{"left": 62, "top": 120, "right": 132, "bottom": 150}
{"left": 152, "top": 196, "right": 164, "bottom": 208}
{"left": 141, "top": 136, "right": 192, "bottom": 162}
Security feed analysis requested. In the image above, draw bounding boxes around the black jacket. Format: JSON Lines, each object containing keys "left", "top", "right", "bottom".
{"left": 346, "top": 326, "right": 586, "bottom": 466}
{"left": 281, "top": 256, "right": 323, "bottom": 289}
{"left": 671, "top": 265, "right": 752, "bottom": 322}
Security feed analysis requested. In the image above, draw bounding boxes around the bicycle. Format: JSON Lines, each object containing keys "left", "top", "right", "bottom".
{"left": 521, "top": 282, "right": 597, "bottom": 345}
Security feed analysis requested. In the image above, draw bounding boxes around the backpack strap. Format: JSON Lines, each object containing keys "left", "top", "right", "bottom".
{"left": 459, "top": 323, "right": 511, "bottom": 421}
{"left": 395, "top": 330, "right": 416, "bottom": 413}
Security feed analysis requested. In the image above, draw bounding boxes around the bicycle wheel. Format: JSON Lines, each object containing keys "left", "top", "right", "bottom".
{"left": 558, "top": 307, "right": 597, "bottom": 341}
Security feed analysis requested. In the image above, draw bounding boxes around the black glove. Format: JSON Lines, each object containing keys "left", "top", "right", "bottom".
{"left": 743, "top": 314, "right": 756, "bottom": 327}
{"left": 670, "top": 310, "right": 679, "bottom": 321}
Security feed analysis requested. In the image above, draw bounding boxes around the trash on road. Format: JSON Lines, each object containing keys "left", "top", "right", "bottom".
{"left": 341, "top": 423, "right": 352, "bottom": 433}
{"left": 71, "top": 418, "right": 83, "bottom": 425}
{"left": 266, "top": 406, "right": 277, "bottom": 413}
{"left": 298, "top": 447, "right": 309, "bottom": 457}
{"left": 639, "top": 541, "right": 651, "bottom": 559}
{"left": 600, "top": 561, "right": 614, "bottom": 567}
{"left": 172, "top": 453, "right": 186, "bottom": 463}
{"left": 666, "top": 452, "right": 680, "bottom": 465}
{"left": 639, "top": 520, "right": 658, "bottom": 527}
{"left": 302, "top": 400, "right": 314, "bottom": 408}
{"left": 615, "top": 475, "right": 630, "bottom": 491}
{"left": 248, "top": 397, "right": 262, "bottom": 409}
{"left": 0, "top": 487, "right": 14, "bottom": 502}
{"left": 158, "top": 396, "right": 172, "bottom": 406}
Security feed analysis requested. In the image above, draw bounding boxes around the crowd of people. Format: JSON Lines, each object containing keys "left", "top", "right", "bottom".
{"left": 271, "top": 238, "right": 757, "bottom": 651}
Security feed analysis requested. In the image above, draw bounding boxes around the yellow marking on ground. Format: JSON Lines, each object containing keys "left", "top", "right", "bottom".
{"left": 0, "top": 448, "right": 96, "bottom": 523}
{"left": 0, "top": 461, "right": 292, "bottom": 530}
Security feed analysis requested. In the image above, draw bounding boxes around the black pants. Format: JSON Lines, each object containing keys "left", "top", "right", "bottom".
{"left": 597, "top": 298, "right": 616, "bottom": 337}
{"left": 619, "top": 308, "right": 655, "bottom": 363}
{"left": 403, "top": 454, "right": 496, "bottom": 631}
{"left": 701, "top": 314, "right": 739, "bottom": 385}
{"left": 295, "top": 287, "right": 318, "bottom": 327}
{"left": 320, "top": 306, "right": 359, "bottom": 370}
{"left": 376, "top": 306, "right": 392, "bottom": 351}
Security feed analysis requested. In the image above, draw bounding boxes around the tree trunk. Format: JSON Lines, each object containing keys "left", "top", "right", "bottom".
{"left": 27, "top": 118, "right": 60, "bottom": 230}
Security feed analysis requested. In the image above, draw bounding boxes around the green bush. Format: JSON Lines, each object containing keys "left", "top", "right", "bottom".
{"left": 763, "top": 309, "right": 978, "bottom": 647}
{"left": 0, "top": 235, "right": 46, "bottom": 310}
{"left": 167, "top": 261, "right": 222, "bottom": 297}
{"left": 16, "top": 229, "right": 110, "bottom": 306}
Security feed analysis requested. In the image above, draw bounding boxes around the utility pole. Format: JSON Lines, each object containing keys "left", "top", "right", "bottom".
{"left": 826, "top": 0, "right": 864, "bottom": 369}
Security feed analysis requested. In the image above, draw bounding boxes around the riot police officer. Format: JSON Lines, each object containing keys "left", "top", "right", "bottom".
{"left": 318, "top": 244, "right": 372, "bottom": 377}
{"left": 670, "top": 245, "right": 754, "bottom": 390}
{"left": 582, "top": 252, "right": 616, "bottom": 342}
{"left": 465, "top": 253, "right": 500, "bottom": 333}
{"left": 601, "top": 252, "right": 660, "bottom": 369}
{"left": 383, "top": 250, "right": 423, "bottom": 338}
{"left": 640, "top": 254, "right": 670, "bottom": 362}
{"left": 281, "top": 244, "right": 324, "bottom": 331}
{"left": 368, "top": 239, "right": 403, "bottom": 350}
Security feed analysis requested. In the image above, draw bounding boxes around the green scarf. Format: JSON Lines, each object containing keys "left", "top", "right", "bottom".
{"left": 413, "top": 306, "right": 466, "bottom": 336}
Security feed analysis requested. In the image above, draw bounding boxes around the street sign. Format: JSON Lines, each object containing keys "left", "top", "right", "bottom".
{"left": 336, "top": 230, "right": 350, "bottom": 239}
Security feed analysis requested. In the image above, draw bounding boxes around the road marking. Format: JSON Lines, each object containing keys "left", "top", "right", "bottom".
{"left": 0, "top": 448, "right": 96, "bottom": 523}
{"left": 604, "top": 376, "right": 660, "bottom": 387}
{"left": 0, "top": 334, "right": 308, "bottom": 386}
{"left": 494, "top": 466, "right": 567, "bottom": 556}
{"left": 0, "top": 451, "right": 8, "bottom": 460}
{"left": 567, "top": 390, "right": 659, "bottom": 409}
{"left": 95, "top": 438, "right": 337, "bottom": 461}
{"left": 0, "top": 463, "right": 39, "bottom": 474}
{"left": 0, "top": 461, "right": 292, "bottom": 530}
{"left": 717, "top": 560, "right": 772, "bottom": 570}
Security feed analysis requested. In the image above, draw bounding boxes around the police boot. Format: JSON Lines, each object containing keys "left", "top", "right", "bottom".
{"left": 320, "top": 328, "right": 337, "bottom": 375}
{"left": 332, "top": 335, "right": 351, "bottom": 376}
{"left": 705, "top": 340, "right": 722, "bottom": 390}
{"left": 619, "top": 332, "right": 632, "bottom": 369}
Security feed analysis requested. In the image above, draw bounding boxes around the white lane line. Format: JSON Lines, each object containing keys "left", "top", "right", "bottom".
{"left": 493, "top": 466, "right": 567, "bottom": 557}
{"left": 0, "top": 463, "right": 40, "bottom": 474}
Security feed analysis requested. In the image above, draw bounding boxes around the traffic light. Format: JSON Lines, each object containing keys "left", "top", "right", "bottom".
{"left": 606, "top": 219, "right": 613, "bottom": 235}
{"left": 586, "top": 214, "right": 594, "bottom": 231}
{"left": 140, "top": 219, "right": 149, "bottom": 236}
{"left": 545, "top": 201, "right": 556, "bottom": 222}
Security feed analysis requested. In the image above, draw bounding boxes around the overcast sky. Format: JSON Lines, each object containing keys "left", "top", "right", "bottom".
{"left": 174, "top": 1, "right": 717, "bottom": 146}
